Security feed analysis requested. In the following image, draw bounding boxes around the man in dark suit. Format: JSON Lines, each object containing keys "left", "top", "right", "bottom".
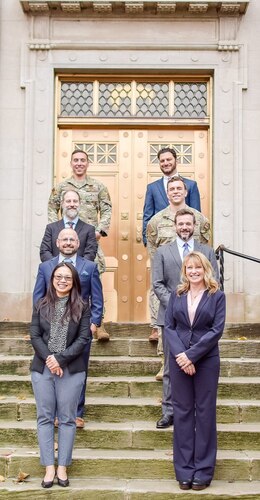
{"left": 153, "top": 208, "right": 218, "bottom": 429}
{"left": 142, "top": 147, "right": 201, "bottom": 247}
{"left": 40, "top": 189, "right": 97, "bottom": 262}
{"left": 33, "top": 228, "right": 103, "bottom": 428}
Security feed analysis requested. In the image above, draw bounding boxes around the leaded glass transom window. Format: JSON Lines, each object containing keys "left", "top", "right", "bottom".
{"left": 174, "top": 83, "right": 207, "bottom": 118}
{"left": 74, "top": 143, "right": 118, "bottom": 164}
{"left": 60, "top": 83, "right": 94, "bottom": 116}
{"left": 99, "top": 83, "right": 132, "bottom": 117}
{"left": 59, "top": 79, "right": 209, "bottom": 119}
{"left": 136, "top": 83, "right": 169, "bottom": 117}
{"left": 149, "top": 143, "right": 193, "bottom": 165}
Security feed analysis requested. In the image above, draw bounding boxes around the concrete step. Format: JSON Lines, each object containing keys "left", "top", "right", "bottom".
{"left": 0, "top": 374, "right": 259, "bottom": 400}
{"left": 1, "top": 321, "right": 260, "bottom": 339}
{"left": 0, "top": 447, "right": 259, "bottom": 482}
{"left": 1, "top": 337, "right": 260, "bottom": 358}
{"left": 0, "top": 419, "right": 259, "bottom": 451}
{"left": 0, "top": 396, "right": 259, "bottom": 424}
{"left": 0, "top": 355, "right": 259, "bottom": 377}
{"left": 1, "top": 478, "right": 260, "bottom": 499}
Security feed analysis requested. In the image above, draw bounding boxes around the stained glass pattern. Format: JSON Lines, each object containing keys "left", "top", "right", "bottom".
{"left": 136, "top": 83, "right": 169, "bottom": 117}
{"left": 60, "top": 83, "right": 93, "bottom": 116}
{"left": 98, "top": 83, "right": 132, "bottom": 117}
{"left": 174, "top": 83, "right": 207, "bottom": 118}
{"left": 74, "top": 143, "right": 118, "bottom": 164}
{"left": 60, "top": 80, "right": 208, "bottom": 118}
{"left": 149, "top": 143, "right": 193, "bottom": 165}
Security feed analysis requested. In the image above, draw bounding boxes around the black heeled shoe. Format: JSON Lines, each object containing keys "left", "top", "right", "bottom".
{"left": 57, "top": 476, "right": 70, "bottom": 487}
{"left": 41, "top": 474, "right": 55, "bottom": 488}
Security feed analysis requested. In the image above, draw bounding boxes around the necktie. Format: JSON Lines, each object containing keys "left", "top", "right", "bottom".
{"left": 67, "top": 221, "right": 74, "bottom": 229}
{"left": 183, "top": 242, "right": 190, "bottom": 259}
{"left": 63, "top": 258, "right": 73, "bottom": 264}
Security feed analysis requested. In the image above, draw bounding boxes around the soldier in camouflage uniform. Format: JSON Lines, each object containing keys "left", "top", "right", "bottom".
{"left": 147, "top": 177, "right": 210, "bottom": 258}
{"left": 48, "top": 149, "right": 112, "bottom": 340}
{"left": 146, "top": 176, "right": 210, "bottom": 379}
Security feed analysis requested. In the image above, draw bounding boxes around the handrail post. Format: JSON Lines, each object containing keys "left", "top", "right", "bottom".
{"left": 215, "top": 245, "right": 225, "bottom": 291}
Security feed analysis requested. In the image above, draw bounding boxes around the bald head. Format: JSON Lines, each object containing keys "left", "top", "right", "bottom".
{"left": 56, "top": 228, "right": 79, "bottom": 257}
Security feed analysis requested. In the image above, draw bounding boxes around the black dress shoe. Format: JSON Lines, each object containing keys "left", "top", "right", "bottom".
{"left": 156, "top": 415, "right": 174, "bottom": 429}
{"left": 57, "top": 476, "right": 70, "bottom": 487}
{"left": 41, "top": 477, "right": 55, "bottom": 488}
{"left": 192, "top": 479, "right": 210, "bottom": 490}
{"left": 179, "top": 480, "right": 192, "bottom": 490}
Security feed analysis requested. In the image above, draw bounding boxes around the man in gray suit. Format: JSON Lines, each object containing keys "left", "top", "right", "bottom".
{"left": 153, "top": 208, "right": 219, "bottom": 429}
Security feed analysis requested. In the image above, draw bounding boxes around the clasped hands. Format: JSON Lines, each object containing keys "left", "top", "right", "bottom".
{"left": 175, "top": 352, "right": 196, "bottom": 376}
{"left": 46, "top": 354, "right": 63, "bottom": 377}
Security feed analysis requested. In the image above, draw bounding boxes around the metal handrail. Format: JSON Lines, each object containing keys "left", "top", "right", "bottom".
{"left": 215, "top": 244, "right": 260, "bottom": 291}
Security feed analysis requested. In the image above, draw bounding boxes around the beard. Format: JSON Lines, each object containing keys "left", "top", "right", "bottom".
{"left": 178, "top": 231, "right": 193, "bottom": 241}
{"left": 64, "top": 208, "right": 78, "bottom": 219}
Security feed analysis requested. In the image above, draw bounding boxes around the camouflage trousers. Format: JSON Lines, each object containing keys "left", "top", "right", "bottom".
{"left": 149, "top": 270, "right": 163, "bottom": 355}
{"left": 94, "top": 243, "right": 106, "bottom": 320}
{"left": 95, "top": 243, "right": 106, "bottom": 274}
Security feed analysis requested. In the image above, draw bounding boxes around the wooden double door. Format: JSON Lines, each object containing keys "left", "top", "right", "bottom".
{"left": 56, "top": 127, "right": 209, "bottom": 322}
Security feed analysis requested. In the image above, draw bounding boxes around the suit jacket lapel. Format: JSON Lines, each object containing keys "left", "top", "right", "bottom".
{"left": 158, "top": 178, "right": 168, "bottom": 205}
{"left": 75, "top": 256, "right": 84, "bottom": 274}
{"left": 168, "top": 241, "right": 182, "bottom": 270}
{"left": 192, "top": 291, "right": 210, "bottom": 327}
{"left": 180, "top": 293, "right": 191, "bottom": 326}
{"left": 75, "top": 219, "right": 83, "bottom": 235}
{"left": 54, "top": 220, "right": 65, "bottom": 241}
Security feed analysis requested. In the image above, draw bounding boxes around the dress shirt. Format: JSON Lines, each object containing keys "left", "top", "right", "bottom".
{"left": 176, "top": 236, "right": 194, "bottom": 261}
{"left": 63, "top": 216, "right": 79, "bottom": 228}
{"left": 58, "top": 253, "right": 77, "bottom": 266}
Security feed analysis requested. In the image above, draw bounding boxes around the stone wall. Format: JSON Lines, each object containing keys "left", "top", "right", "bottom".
{"left": 0, "top": 0, "right": 259, "bottom": 321}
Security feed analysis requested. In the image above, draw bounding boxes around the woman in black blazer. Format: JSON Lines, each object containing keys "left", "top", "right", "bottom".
{"left": 165, "top": 252, "right": 226, "bottom": 491}
{"left": 30, "top": 262, "right": 91, "bottom": 489}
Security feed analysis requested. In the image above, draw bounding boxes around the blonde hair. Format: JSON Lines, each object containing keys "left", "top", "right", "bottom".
{"left": 177, "top": 251, "right": 219, "bottom": 296}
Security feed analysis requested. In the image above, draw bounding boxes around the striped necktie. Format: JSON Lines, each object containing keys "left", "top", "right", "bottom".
{"left": 183, "top": 242, "right": 190, "bottom": 259}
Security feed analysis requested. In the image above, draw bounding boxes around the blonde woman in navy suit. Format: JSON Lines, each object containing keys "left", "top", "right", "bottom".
{"left": 164, "top": 252, "right": 226, "bottom": 491}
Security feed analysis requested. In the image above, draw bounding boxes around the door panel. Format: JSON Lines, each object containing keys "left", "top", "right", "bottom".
{"left": 56, "top": 127, "right": 209, "bottom": 322}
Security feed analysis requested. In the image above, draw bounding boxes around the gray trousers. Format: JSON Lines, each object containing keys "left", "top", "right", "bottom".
{"left": 161, "top": 327, "right": 173, "bottom": 418}
{"left": 31, "top": 366, "right": 85, "bottom": 466}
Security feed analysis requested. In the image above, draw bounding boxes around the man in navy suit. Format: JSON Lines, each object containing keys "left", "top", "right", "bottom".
{"left": 40, "top": 189, "right": 97, "bottom": 262}
{"left": 153, "top": 208, "right": 218, "bottom": 429}
{"left": 33, "top": 228, "right": 103, "bottom": 428}
{"left": 143, "top": 147, "right": 201, "bottom": 342}
{"left": 142, "top": 147, "right": 201, "bottom": 247}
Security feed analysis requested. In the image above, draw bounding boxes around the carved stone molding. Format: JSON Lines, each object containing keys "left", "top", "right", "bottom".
{"left": 157, "top": 2, "right": 176, "bottom": 13}
{"left": 218, "top": 42, "right": 240, "bottom": 51}
{"left": 125, "top": 2, "right": 144, "bottom": 13}
{"left": 188, "top": 3, "right": 208, "bottom": 13}
{"left": 219, "top": 3, "right": 241, "bottom": 14}
{"left": 93, "top": 2, "right": 113, "bottom": 12}
{"left": 20, "top": 1, "right": 249, "bottom": 16}
{"left": 26, "top": 2, "right": 49, "bottom": 11}
{"left": 29, "top": 43, "right": 51, "bottom": 50}
{"left": 61, "top": 2, "right": 81, "bottom": 12}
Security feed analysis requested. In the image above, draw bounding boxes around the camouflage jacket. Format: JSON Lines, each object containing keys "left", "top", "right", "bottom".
{"left": 146, "top": 205, "right": 211, "bottom": 259}
{"left": 48, "top": 176, "right": 112, "bottom": 235}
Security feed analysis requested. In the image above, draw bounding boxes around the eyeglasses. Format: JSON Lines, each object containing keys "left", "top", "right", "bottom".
{"left": 53, "top": 274, "right": 73, "bottom": 282}
{"left": 58, "top": 238, "right": 77, "bottom": 243}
